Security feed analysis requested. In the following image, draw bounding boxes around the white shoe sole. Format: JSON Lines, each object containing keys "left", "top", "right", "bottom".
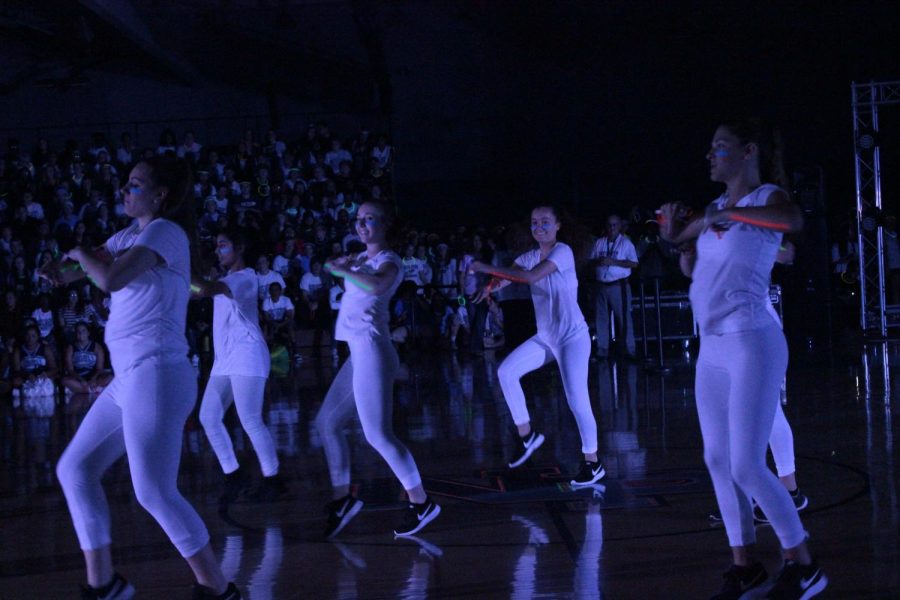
{"left": 326, "top": 499, "right": 364, "bottom": 539}
{"left": 798, "top": 573, "right": 828, "bottom": 600}
{"left": 508, "top": 433, "right": 545, "bottom": 468}
{"left": 570, "top": 466, "right": 606, "bottom": 487}
{"left": 394, "top": 504, "right": 441, "bottom": 537}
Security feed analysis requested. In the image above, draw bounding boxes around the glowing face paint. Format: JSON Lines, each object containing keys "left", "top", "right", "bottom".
{"left": 713, "top": 149, "right": 729, "bottom": 158}
{"left": 124, "top": 184, "right": 142, "bottom": 195}
{"left": 355, "top": 215, "right": 378, "bottom": 229}
{"left": 531, "top": 222, "right": 552, "bottom": 232}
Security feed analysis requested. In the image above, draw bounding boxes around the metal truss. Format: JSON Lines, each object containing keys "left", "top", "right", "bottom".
{"left": 852, "top": 80, "right": 900, "bottom": 335}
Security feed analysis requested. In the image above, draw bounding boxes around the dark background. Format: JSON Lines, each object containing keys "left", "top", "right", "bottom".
{"left": 2, "top": 1, "right": 900, "bottom": 345}
{"left": 1, "top": 1, "right": 899, "bottom": 229}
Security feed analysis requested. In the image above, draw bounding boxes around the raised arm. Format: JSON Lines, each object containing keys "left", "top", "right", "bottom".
{"left": 470, "top": 259, "right": 556, "bottom": 285}
{"left": 716, "top": 190, "right": 803, "bottom": 233}
{"left": 191, "top": 277, "right": 232, "bottom": 299}
{"left": 325, "top": 255, "right": 399, "bottom": 296}
{"left": 67, "top": 244, "right": 161, "bottom": 293}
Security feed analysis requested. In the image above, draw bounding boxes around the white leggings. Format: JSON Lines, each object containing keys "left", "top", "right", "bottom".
{"left": 314, "top": 335, "right": 422, "bottom": 490}
{"left": 770, "top": 402, "right": 795, "bottom": 478}
{"left": 497, "top": 332, "right": 598, "bottom": 454}
{"left": 56, "top": 358, "right": 210, "bottom": 558}
{"left": 696, "top": 324, "right": 806, "bottom": 549}
{"left": 200, "top": 375, "right": 279, "bottom": 477}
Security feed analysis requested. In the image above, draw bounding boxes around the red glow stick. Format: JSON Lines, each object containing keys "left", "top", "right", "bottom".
{"left": 729, "top": 213, "right": 792, "bottom": 232}
{"left": 485, "top": 269, "right": 529, "bottom": 284}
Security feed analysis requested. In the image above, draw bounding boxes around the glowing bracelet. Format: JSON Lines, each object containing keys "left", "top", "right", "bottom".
{"left": 190, "top": 284, "right": 202, "bottom": 294}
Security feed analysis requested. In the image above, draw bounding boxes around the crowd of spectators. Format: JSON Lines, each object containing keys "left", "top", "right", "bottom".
{"left": 0, "top": 122, "right": 689, "bottom": 399}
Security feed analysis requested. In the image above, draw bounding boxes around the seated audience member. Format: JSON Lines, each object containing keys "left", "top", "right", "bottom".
{"left": 61, "top": 322, "right": 111, "bottom": 395}
{"left": 483, "top": 294, "right": 505, "bottom": 349}
{"left": 13, "top": 324, "right": 58, "bottom": 392}
{"left": 30, "top": 294, "right": 56, "bottom": 343}
{"left": 262, "top": 281, "right": 296, "bottom": 348}
{"left": 256, "top": 254, "right": 286, "bottom": 303}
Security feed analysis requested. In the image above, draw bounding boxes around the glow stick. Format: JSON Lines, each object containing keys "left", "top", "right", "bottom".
{"left": 327, "top": 268, "right": 373, "bottom": 292}
{"left": 485, "top": 269, "right": 529, "bottom": 284}
{"left": 191, "top": 284, "right": 202, "bottom": 294}
{"left": 729, "top": 213, "right": 792, "bottom": 232}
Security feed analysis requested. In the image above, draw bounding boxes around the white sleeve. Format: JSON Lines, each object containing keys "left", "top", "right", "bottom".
{"left": 221, "top": 270, "right": 256, "bottom": 303}
{"left": 623, "top": 238, "right": 639, "bottom": 263}
{"left": 134, "top": 220, "right": 186, "bottom": 267}
{"left": 589, "top": 239, "right": 602, "bottom": 259}
{"left": 546, "top": 244, "right": 575, "bottom": 273}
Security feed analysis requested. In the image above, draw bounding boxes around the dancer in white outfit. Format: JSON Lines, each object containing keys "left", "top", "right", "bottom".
{"left": 704, "top": 243, "right": 809, "bottom": 525}
{"left": 659, "top": 117, "right": 826, "bottom": 599}
{"left": 194, "top": 228, "right": 285, "bottom": 504}
{"left": 469, "top": 205, "right": 605, "bottom": 487}
{"left": 315, "top": 201, "right": 440, "bottom": 538}
{"left": 48, "top": 156, "right": 239, "bottom": 599}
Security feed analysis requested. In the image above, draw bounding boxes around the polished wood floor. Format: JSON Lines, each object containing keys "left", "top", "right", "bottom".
{"left": 1, "top": 339, "right": 897, "bottom": 598}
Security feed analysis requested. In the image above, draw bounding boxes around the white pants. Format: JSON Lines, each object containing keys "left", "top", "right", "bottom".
{"left": 314, "top": 335, "right": 422, "bottom": 490}
{"left": 497, "top": 332, "right": 598, "bottom": 454}
{"left": 200, "top": 375, "right": 279, "bottom": 477}
{"left": 770, "top": 402, "right": 795, "bottom": 478}
{"left": 56, "top": 358, "right": 210, "bottom": 558}
{"left": 695, "top": 324, "right": 806, "bottom": 549}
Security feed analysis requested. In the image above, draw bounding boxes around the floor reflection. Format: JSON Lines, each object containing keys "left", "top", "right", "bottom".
{"left": 1, "top": 341, "right": 898, "bottom": 598}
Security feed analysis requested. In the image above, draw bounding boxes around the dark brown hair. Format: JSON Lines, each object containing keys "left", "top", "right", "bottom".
{"left": 719, "top": 117, "right": 788, "bottom": 188}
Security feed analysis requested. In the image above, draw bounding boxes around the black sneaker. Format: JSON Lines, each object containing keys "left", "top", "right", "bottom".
{"left": 753, "top": 488, "right": 809, "bottom": 524}
{"left": 710, "top": 562, "right": 768, "bottom": 600}
{"left": 80, "top": 573, "right": 135, "bottom": 600}
{"left": 508, "top": 430, "right": 545, "bottom": 468}
{"left": 192, "top": 581, "right": 242, "bottom": 600}
{"left": 764, "top": 559, "right": 827, "bottom": 599}
{"left": 324, "top": 495, "right": 364, "bottom": 539}
{"left": 251, "top": 473, "right": 289, "bottom": 502}
{"left": 219, "top": 469, "right": 248, "bottom": 505}
{"left": 393, "top": 496, "right": 441, "bottom": 537}
{"left": 570, "top": 460, "right": 606, "bottom": 487}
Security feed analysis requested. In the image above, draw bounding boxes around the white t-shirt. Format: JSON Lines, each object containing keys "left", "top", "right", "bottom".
{"left": 272, "top": 254, "right": 291, "bottom": 276}
{"left": 402, "top": 257, "right": 430, "bottom": 286}
{"left": 263, "top": 295, "right": 294, "bottom": 322}
{"left": 31, "top": 308, "right": 54, "bottom": 338}
{"left": 329, "top": 285, "right": 343, "bottom": 310}
{"left": 256, "top": 270, "right": 286, "bottom": 302}
{"left": 300, "top": 272, "right": 324, "bottom": 297}
{"left": 334, "top": 250, "right": 403, "bottom": 341}
{"left": 690, "top": 184, "right": 784, "bottom": 336}
{"left": 459, "top": 255, "right": 479, "bottom": 295}
{"left": 590, "top": 234, "right": 638, "bottom": 282}
{"left": 211, "top": 268, "right": 269, "bottom": 377}
{"left": 104, "top": 219, "right": 190, "bottom": 373}
{"left": 515, "top": 242, "right": 588, "bottom": 345}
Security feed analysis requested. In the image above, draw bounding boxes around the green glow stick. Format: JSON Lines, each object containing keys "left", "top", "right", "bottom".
{"left": 191, "top": 284, "right": 202, "bottom": 294}
{"left": 327, "top": 268, "right": 373, "bottom": 292}
{"left": 60, "top": 263, "right": 84, "bottom": 273}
